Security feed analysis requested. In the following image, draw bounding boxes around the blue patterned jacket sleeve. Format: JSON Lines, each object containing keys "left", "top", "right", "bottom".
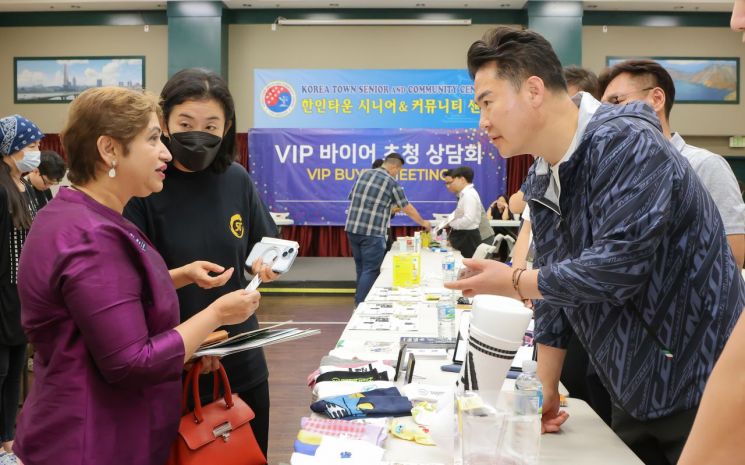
{"left": 538, "top": 123, "right": 673, "bottom": 309}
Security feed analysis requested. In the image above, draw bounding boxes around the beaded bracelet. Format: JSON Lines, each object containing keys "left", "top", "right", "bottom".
{"left": 511, "top": 267, "right": 526, "bottom": 301}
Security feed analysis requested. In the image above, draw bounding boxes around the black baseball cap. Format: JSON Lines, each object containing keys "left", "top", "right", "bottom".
{"left": 385, "top": 152, "right": 405, "bottom": 166}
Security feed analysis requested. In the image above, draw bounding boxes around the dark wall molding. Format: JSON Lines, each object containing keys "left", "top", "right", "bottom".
{"left": 0, "top": 8, "right": 729, "bottom": 29}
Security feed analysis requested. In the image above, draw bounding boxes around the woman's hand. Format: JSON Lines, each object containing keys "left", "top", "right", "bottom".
{"left": 198, "top": 355, "right": 221, "bottom": 374}
{"left": 210, "top": 289, "right": 261, "bottom": 326}
{"left": 184, "top": 355, "right": 222, "bottom": 374}
{"left": 183, "top": 261, "right": 234, "bottom": 289}
{"left": 251, "top": 257, "right": 280, "bottom": 283}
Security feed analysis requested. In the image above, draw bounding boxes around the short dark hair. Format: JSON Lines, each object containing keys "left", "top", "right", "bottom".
{"left": 564, "top": 66, "right": 600, "bottom": 99}
{"left": 38, "top": 150, "right": 66, "bottom": 180}
{"left": 467, "top": 26, "right": 567, "bottom": 93}
{"left": 160, "top": 68, "right": 237, "bottom": 174}
{"left": 384, "top": 152, "right": 405, "bottom": 166}
{"left": 598, "top": 59, "right": 675, "bottom": 119}
{"left": 449, "top": 166, "right": 474, "bottom": 184}
{"left": 442, "top": 169, "right": 453, "bottom": 178}
{"left": 372, "top": 159, "right": 384, "bottom": 169}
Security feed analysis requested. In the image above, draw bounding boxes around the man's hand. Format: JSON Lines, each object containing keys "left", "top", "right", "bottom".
{"left": 443, "top": 258, "right": 519, "bottom": 298}
{"left": 420, "top": 219, "right": 432, "bottom": 230}
{"left": 542, "top": 389, "right": 569, "bottom": 433}
{"left": 185, "top": 261, "right": 234, "bottom": 289}
{"left": 251, "top": 257, "right": 280, "bottom": 283}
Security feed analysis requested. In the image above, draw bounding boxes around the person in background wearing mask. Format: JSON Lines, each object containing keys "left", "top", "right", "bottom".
{"left": 23, "top": 150, "right": 66, "bottom": 209}
{"left": 0, "top": 114, "right": 43, "bottom": 465}
{"left": 677, "top": 4, "right": 745, "bottom": 463}
{"left": 124, "top": 68, "right": 279, "bottom": 457}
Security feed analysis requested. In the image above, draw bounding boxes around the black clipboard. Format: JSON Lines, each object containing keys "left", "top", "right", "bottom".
{"left": 394, "top": 344, "right": 408, "bottom": 382}
{"left": 452, "top": 330, "right": 466, "bottom": 365}
{"left": 405, "top": 353, "right": 416, "bottom": 384}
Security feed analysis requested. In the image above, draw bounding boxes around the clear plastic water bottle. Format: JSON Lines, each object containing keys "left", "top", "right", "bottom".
{"left": 442, "top": 252, "right": 456, "bottom": 283}
{"left": 436, "top": 295, "right": 456, "bottom": 337}
{"left": 515, "top": 360, "right": 543, "bottom": 414}
{"left": 505, "top": 359, "right": 542, "bottom": 465}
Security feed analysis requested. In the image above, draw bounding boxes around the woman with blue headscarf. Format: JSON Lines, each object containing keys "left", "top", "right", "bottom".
{"left": 0, "top": 114, "right": 43, "bottom": 465}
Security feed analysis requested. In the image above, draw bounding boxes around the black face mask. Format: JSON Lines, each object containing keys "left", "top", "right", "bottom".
{"left": 165, "top": 131, "right": 223, "bottom": 172}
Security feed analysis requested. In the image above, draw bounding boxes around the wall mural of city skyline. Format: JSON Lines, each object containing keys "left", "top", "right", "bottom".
{"left": 14, "top": 56, "right": 145, "bottom": 103}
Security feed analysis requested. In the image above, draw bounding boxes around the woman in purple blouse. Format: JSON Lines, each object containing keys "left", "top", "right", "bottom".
{"left": 13, "top": 87, "right": 260, "bottom": 465}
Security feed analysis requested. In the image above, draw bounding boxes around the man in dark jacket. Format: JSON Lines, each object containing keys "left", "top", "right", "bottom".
{"left": 446, "top": 26, "right": 745, "bottom": 465}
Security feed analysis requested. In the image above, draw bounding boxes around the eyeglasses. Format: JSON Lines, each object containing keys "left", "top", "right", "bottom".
{"left": 41, "top": 175, "right": 59, "bottom": 187}
{"left": 605, "top": 87, "right": 655, "bottom": 105}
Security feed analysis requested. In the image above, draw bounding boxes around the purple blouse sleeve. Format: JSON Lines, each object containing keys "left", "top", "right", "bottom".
{"left": 57, "top": 225, "right": 185, "bottom": 388}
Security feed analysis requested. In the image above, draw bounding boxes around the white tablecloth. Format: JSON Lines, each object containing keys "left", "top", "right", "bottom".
{"left": 317, "top": 248, "right": 642, "bottom": 464}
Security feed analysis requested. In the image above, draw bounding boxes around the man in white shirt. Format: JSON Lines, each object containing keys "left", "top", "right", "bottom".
{"left": 600, "top": 59, "right": 745, "bottom": 267}
{"left": 443, "top": 166, "right": 485, "bottom": 258}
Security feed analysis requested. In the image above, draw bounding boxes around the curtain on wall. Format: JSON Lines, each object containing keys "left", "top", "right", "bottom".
{"left": 506, "top": 154, "right": 534, "bottom": 196}
{"left": 40, "top": 134, "right": 65, "bottom": 158}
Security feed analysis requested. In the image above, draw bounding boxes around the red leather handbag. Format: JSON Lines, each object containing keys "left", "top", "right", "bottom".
{"left": 167, "top": 360, "right": 267, "bottom": 465}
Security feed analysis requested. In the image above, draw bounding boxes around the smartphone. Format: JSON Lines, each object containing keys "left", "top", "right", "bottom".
{"left": 245, "top": 237, "right": 300, "bottom": 274}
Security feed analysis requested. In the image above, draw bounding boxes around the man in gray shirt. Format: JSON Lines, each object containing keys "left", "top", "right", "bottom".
{"left": 600, "top": 59, "right": 745, "bottom": 267}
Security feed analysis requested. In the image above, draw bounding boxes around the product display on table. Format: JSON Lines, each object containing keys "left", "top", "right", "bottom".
{"left": 365, "top": 287, "right": 452, "bottom": 303}
{"left": 311, "top": 387, "right": 413, "bottom": 419}
{"left": 299, "top": 417, "right": 387, "bottom": 446}
{"left": 347, "top": 302, "right": 435, "bottom": 332}
{"left": 292, "top": 244, "right": 644, "bottom": 464}
{"left": 312, "top": 380, "right": 397, "bottom": 401}
{"left": 290, "top": 435, "right": 385, "bottom": 464}
{"left": 308, "top": 363, "right": 396, "bottom": 387}
{"left": 315, "top": 369, "right": 391, "bottom": 383}
{"left": 389, "top": 418, "right": 435, "bottom": 445}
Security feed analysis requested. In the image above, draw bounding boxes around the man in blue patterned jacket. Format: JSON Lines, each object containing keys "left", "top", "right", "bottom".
{"left": 446, "top": 26, "right": 745, "bottom": 465}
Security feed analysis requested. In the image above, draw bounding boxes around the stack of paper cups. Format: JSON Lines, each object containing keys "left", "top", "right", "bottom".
{"left": 459, "top": 295, "right": 532, "bottom": 391}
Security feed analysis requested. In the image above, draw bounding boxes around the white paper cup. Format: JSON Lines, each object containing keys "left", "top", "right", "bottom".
{"left": 469, "top": 324, "right": 523, "bottom": 348}
{"left": 458, "top": 326, "right": 524, "bottom": 392}
{"left": 471, "top": 295, "right": 532, "bottom": 342}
